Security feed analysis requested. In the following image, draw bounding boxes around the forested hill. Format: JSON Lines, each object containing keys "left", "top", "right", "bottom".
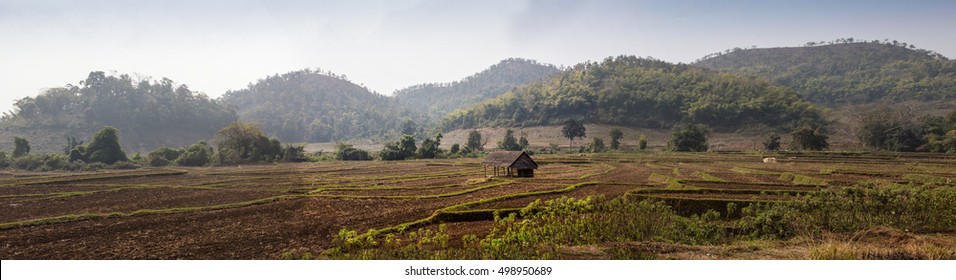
{"left": 0, "top": 71, "right": 237, "bottom": 153}
{"left": 694, "top": 41, "right": 956, "bottom": 105}
{"left": 442, "top": 56, "right": 826, "bottom": 133}
{"left": 220, "top": 69, "right": 417, "bottom": 142}
{"left": 394, "top": 58, "right": 560, "bottom": 119}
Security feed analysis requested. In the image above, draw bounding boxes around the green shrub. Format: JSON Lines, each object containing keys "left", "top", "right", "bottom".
{"left": 336, "top": 142, "right": 373, "bottom": 161}
{"left": 738, "top": 183, "right": 956, "bottom": 239}
{"left": 380, "top": 134, "right": 417, "bottom": 160}
{"left": 148, "top": 146, "right": 182, "bottom": 166}
{"left": 176, "top": 142, "right": 214, "bottom": 166}
{"left": 11, "top": 154, "right": 71, "bottom": 171}
{"left": 281, "top": 145, "right": 308, "bottom": 162}
{"left": 84, "top": 126, "right": 128, "bottom": 164}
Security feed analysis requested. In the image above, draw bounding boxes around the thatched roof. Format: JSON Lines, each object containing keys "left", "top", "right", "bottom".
{"left": 481, "top": 151, "right": 538, "bottom": 169}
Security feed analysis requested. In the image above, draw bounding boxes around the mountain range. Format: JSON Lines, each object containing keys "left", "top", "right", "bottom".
{"left": 3, "top": 40, "right": 953, "bottom": 153}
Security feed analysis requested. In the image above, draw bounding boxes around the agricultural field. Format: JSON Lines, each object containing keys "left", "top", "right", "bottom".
{"left": 0, "top": 152, "right": 954, "bottom": 259}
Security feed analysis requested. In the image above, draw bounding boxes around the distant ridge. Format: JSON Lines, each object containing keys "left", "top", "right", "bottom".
{"left": 442, "top": 56, "right": 826, "bottom": 133}
{"left": 395, "top": 58, "right": 560, "bottom": 119}
{"left": 695, "top": 41, "right": 956, "bottom": 105}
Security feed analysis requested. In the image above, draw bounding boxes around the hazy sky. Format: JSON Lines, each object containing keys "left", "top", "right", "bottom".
{"left": 2, "top": 0, "right": 954, "bottom": 113}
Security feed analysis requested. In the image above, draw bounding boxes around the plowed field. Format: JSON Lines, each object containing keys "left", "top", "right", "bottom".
{"left": 1, "top": 152, "right": 954, "bottom": 259}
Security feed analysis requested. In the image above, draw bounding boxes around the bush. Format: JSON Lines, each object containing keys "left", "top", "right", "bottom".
{"left": 380, "top": 134, "right": 417, "bottom": 160}
{"left": 11, "top": 154, "right": 71, "bottom": 171}
{"left": 69, "top": 146, "right": 87, "bottom": 162}
{"left": 149, "top": 155, "right": 171, "bottom": 167}
{"left": 738, "top": 183, "right": 956, "bottom": 239}
{"left": 84, "top": 126, "right": 128, "bottom": 164}
{"left": 215, "top": 122, "right": 282, "bottom": 164}
{"left": 336, "top": 142, "right": 372, "bottom": 161}
{"left": 418, "top": 134, "right": 443, "bottom": 158}
{"left": 176, "top": 142, "right": 214, "bottom": 166}
{"left": 148, "top": 146, "right": 182, "bottom": 167}
{"left": 281, "top": 145, "right": 308, "bottom": 162}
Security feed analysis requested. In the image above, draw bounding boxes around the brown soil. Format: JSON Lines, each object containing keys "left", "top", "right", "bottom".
{"left": 1, "top": 152, "right": 954, "bottom": 259}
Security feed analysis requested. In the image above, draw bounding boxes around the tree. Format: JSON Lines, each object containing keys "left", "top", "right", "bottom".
{"left": 214, "top": 122, "right": 280, "bottom": 164}
{"left": 763, "top": 133, "right": 781, "bottom": 151}
{"left": 466, "top": 130, "right": 483, "bottom": 152}
{"left": 497, "top": 129, "right": 521, "bottom": 151}
{"left": 790, "top": 126, "right": 829, "bottom": 151}
{"left": 418, "top": 133, "right": 443, "bottom": 159}
{"left": 381, "top": 134, "right": 417, "bottom": 160}
{"left": 639, "top": 134, "right": 648, "bottom": 150}
{"left": 518, "top": 136, "right": 530, "bottom": 150}
{"left": 668, "top": 124, "right": 709, "bottom": 152}
{"left": 856, "top": 106, "right": 923, "bottom": 152}
{"left": 81, "top": 126, "right": 128, "bottom": 164}
{"left": 589, "top": 137, "right": 606, "bottom": 153}
{"left": 562, "top": 119, "right": 586, "bottom": 149}
{"left": 610, "top": 129, "right": 623, "bottom": 150}
{"left": 449, "top": 144, "right": 460, "bottom": 154}
{"left": 13, "top": 137, "right": 30, "bottom": 158}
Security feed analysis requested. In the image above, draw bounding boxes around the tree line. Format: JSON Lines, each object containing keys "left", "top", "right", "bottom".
{"left": 1, "top": 122, "right": 308, "bottom": 171}
{"left": 2, "top": 71, "right": 237, "bottom": 152}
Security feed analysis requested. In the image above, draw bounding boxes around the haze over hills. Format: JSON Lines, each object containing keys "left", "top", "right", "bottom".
{"left": 395, "top": 58, "right": 561, "bottom": 119}
{"left": 0, "top": 72, "right": 237, "bottom": 153}
{"left": 694, "top": 40, "right": 956, "bottom": 106}
{"left": 442, "top": 56, "right": 826, "bottom": 133}
{"left": 219, "top": 69, "right": 418, "bottom": 143}
{"left": 4, "top": 40, "right": 956, "bottom": 153}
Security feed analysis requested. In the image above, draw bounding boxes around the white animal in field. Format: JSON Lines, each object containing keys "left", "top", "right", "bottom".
{"left": 762, "top": 157, "right": 778, "bottom": 163}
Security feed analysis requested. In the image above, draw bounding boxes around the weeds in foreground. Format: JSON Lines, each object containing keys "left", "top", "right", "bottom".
{"left": 326, "top": 182, "right": 956, "bottom": 260}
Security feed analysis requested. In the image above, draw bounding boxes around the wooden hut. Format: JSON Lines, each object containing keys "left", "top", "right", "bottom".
{"left": 481, "top": 151, "right": 538, "bottom": 177}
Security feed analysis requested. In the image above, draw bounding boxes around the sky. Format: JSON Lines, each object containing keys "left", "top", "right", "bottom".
{"left": 1, "top": 0, "right": 954, "bottom": 113}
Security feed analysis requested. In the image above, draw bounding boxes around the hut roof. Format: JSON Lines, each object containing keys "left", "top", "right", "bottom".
{"left": 481, "top": 151, "right": 538, "bottom": 169}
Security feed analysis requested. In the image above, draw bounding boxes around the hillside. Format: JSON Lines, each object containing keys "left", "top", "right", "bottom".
{"left": 394, "top": 58, "right": 560, "bottom": 119}
{"left": 694, "top": 41, "right": 956, "bottom": 105}
{"left": 441, "top": 56, "right": 826, "bottom": 133}
{"left": 0, "top": 71, "right": 237, "bottom": 153}
{"left": 220, "top": 69, "right": 418, "bottom": 142}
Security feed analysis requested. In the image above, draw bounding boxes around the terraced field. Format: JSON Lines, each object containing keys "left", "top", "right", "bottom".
{"left": 1, "top": 152, "right": 954, "bottom": 259}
